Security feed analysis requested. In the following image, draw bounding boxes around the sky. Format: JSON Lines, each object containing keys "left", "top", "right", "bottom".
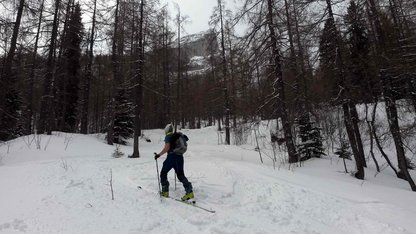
{"left": 161, "top": 0, "right": 228, "bottom": 35}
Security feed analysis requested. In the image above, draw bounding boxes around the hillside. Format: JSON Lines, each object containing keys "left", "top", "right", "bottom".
{"left": 0, "top": 124, "right": 415, "bottom": 234}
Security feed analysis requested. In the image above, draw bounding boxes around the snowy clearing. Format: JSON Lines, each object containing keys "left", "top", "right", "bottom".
{"left": 0, "top": 126, "right": 415, "bottom": 234}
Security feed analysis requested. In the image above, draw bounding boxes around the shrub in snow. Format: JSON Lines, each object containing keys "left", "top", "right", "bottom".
{"left": 233, "top": 124, "right": 250, "bottom": 145}
{"left": 112, "top": 144, "right": 124, "bottom": 158}
{"left": 334, "top": 140, "right": 352, "bottom": 160}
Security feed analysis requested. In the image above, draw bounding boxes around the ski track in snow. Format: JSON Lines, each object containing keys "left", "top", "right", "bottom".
{"left": 0, "top": 129, "right": 415, "bottom": 234}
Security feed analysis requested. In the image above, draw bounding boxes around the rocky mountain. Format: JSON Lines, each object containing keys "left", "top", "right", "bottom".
{"left": 173, "top": 30, "right": 219, "bottom": 74}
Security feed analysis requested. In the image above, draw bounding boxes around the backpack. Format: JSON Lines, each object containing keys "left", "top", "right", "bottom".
{"left": 170, "top": 132, "right": 189, "bottom": 155}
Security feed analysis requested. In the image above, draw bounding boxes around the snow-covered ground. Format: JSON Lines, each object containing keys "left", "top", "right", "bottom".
{"left": 0, "top": 125, "right": 415, "bottom": 234}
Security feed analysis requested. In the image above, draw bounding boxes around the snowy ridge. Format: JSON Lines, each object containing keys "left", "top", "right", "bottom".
{"left": 173, "top": 30, "right": 212, "bottom": 46}
{"left": 0, "top": 126, "right": 415, "bottom": 233}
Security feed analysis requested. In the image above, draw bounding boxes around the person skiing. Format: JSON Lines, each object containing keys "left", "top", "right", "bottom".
{"left": 154, "top": 123, "right": 194, "bottom": 201}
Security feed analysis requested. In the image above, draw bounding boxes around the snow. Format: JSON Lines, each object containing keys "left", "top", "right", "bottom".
{"left": 189, "top": 56, "right": 206, "bottom": 67}
{"left": 1, "top": 125, "right": 416, "bottom": 234}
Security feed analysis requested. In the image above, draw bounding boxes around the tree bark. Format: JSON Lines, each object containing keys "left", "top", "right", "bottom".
{"left": 175, "top": 7, "right": 181, "bottom": 132}
{"left": 370, "top": 102, "right": 399, "bottom": 176}
{"left": 131, "top": 0, "right": 145, "bottom": 158}
{"left": 364, "top": 104, "right": 380, "bottom": 172}
{"left": 267, "top": 0, "right": 297, "bottom": 163}
{"left": 80, "top": 0, "right": 97, "bottom": 134}
{"left": 343, "top": 103, "right": 365, "bottom": 179}
{"left": 25, "top": 0, "right": 45, "bottom": 134}
{"left": 218, "top": 0, "right": 231, "bottom": 145}
{"left": 349, "top": 103, "right": 367, "bottom": 167}
{"left": 39, "top": 0, "right": 61, "bottom": 135}
{"left": 107, "top": 0, "right": 120, "bottom": 145}
{"left": 0, "top": 0, "right": 25, "bottom": 140}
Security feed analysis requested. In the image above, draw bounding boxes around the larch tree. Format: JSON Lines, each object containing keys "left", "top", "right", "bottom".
{"left": 39, "top": 0, "right": 62, "bottom": 135}
{"left": 266, "top": 0, "right": 297, "bottom": 163}
{"left": 61, "top": 2, "right": 84, "bottom": 132}
{"left": 80, "top": 0, "right": 97, "bottom": 134}
{"left": 130, "top": 0, "right": 145, "bottom": 158}
{"left": 0, "top": 0, "right": 25, "bottom": 141}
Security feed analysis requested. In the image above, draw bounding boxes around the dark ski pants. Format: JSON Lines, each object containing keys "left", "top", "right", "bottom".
{"left": 160, "top": 154, "right": 193, "bottom": 193}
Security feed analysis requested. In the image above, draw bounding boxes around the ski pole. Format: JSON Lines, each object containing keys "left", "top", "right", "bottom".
{"left": 174, "top": 160, "right": 178, "bottom": 191}
{"left": 155, "top": 158, "right": 161, "bottom": 196}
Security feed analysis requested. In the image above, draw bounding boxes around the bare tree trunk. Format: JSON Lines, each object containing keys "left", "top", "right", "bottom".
{"left": 349, "top": 103, "right": 367, "bottom": 168}
{"left": 162, "top": 8, "right": 170, "bottom": 125}
{"left": 343, "top": 103, "right": 365, "bottom": 179}
{"left": 57, "top": 0, "right": 74, "bottom": 132}
{"left": 107, "top": 0, "right": 120, "bottom": 145}
{"left": 25, "top": 0, "right": 45, "bottom": 134}
{"left": 0, "top": 0, "right": 25, "bottom": 140}
{"left": 226, "top": 23, "right": 237, "bottom": 129}
{"left": 267, "top": 0, "right": 297, "bottom": 163}
{"left": 364, "top": 103, "right": 380, "bottom": 172}
{"left": 175, "top": 8, "right": 181, "bottom": 132}
{"left": 39, "top": 0, "right": 61, "bottom": 135}
{"left": 291, "top": 0, "right": 308, "bottom": 108}
{"left": 370, "top": 102, "right": 399, "bottom": 176}
{"left": 80, "top": 0, "right": 97, "bottom": 134}
{"left": 0, "top": 0, "right": 25, "bottom": 79}
{"left": 131, "top": 0, "right": 145, "bottom": 158}
{"left": 284, "top": 0, "right": 302, "bottom": 115}
{"left": 218, "top": 0, "right": 231, "bottom": 144}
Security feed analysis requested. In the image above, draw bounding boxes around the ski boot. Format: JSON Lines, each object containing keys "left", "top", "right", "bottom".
{"left": 181, "top": 192, "right": 194, "bottom": 201}
{"left": 160, "top": 191, "right": 169, "bottom": 198}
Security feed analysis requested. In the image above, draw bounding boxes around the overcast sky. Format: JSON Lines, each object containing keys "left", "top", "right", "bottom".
{"left": 161, "top": 0, "right": 227, "bottom": 35}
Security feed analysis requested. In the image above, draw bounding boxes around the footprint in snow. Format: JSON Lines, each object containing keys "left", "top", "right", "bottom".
{"left": 0, "top": 219, "right": 28, "bottom": 232}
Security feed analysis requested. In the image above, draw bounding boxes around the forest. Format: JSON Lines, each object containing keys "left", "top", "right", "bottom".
{"left": 0, "top": 0, "right": 415, "bottom": 191}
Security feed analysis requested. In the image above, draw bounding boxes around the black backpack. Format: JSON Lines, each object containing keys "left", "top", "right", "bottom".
{"left": 170, "top": 132, "right": 189, "bottom": 155}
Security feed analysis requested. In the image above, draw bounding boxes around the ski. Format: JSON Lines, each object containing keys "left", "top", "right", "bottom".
{"left": 169, "top": 197, "right": 216, "bottom": 213}
{"left": 137, "top": 186, "right": 216, "bottom": 213}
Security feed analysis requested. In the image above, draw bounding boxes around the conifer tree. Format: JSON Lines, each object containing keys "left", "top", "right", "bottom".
{"left": 335, "top": 139, "right": 352, "bottom": 173}
{"left": 344, "top": 0, "right": 376, "bottom": 103}
{"left": 296, "top": 113, "right": 325, "bottom": 161}
{"left": 335, "top": 140, "right": 352, "bottom": 160}
{"left": 113, "top": 89, "right": 134, "bottom": 145}
{"left": 61, "top": 2, "right": 84, "bottom": 132}
{"left": 319, "top": 0, "right": 366, "bottom": 179}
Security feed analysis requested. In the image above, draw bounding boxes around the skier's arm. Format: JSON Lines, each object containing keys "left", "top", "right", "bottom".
{"left": 157, "top": 143, "right": 170, "bottom": 156}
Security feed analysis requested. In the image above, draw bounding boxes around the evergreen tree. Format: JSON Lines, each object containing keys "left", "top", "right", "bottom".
{"left": 318, "top": 18, "right": 339, "bottom": 100}
{"left": 61, "top": 2, "right": 84, "bottom": 132}
{"left": 344, "top": 0, "right": 376, "bottom": 103}
{"left": 335, "top": 140, "right": 352, "bottom": 160}
{"left": 335, "top": 139, "right": 352, "bottom": 173}
{"left": 113, "top": 89, "right": 134, "bottom": 145}
{"left": 296, "top": 113, "right": 325, "bottom": 161}
{"left": 319, "top": 1, "right": 366, "bottom": 179}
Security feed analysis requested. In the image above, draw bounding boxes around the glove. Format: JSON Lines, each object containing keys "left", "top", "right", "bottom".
{"left": 154, "top": 153, "right": 160, "bottom": 160}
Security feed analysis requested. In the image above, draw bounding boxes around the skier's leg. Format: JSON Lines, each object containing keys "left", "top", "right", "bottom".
{"left": 174, "top": 155, "right": 193, "bottom": 193}
{"left": 160, "top": 156, "right": 174, "bottom": 192}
